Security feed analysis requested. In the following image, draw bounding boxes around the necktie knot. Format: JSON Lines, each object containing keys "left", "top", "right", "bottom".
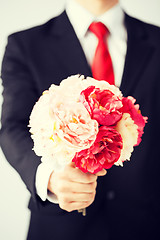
{"left": 89, "top": 22, "right": 109, "bottom": 40}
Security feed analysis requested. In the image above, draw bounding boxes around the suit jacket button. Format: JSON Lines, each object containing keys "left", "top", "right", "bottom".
{"left": 106, "top": 190, "right": 115, "bottom": 200}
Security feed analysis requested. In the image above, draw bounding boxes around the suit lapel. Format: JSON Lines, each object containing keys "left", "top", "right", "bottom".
{"left": 50, "top": 11, "right": 92, "bottom": 77}
{"left": 50, "top": 11, "right": 155, "bottom": 94}
{"left": 120, "top": 14, "right": 155, "bottom": 96}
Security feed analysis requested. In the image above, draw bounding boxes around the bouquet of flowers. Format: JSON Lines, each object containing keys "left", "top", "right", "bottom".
{"left": 29, "top": 75, "right": 147, "bottom": 175}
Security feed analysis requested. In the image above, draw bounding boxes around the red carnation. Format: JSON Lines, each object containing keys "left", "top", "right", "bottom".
{"left": 72, "top": 126, "right": 123, "bottom": 174}
{"left": 120, "top": 97, "right": 147, "bottom": 145}
{"left": 80, "top": 86, "right": 122, "bottom": 126}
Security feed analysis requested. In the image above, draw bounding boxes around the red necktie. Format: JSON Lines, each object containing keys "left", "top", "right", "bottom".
{"left": 89, "top": 22, "right": 115, "bottom": 85}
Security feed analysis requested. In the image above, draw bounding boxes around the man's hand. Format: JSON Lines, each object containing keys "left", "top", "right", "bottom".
{"left": 48, "top": 162, "right": 106, "bottom": 212}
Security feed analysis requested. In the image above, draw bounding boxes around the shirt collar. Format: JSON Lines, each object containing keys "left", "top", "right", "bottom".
{"left": 66, "top": 0, "right": 126, "bottom": 40}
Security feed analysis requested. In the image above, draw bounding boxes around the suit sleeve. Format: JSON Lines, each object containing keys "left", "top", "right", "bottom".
{"left": 0, "top": 34, "right": 41, "bottom": 201}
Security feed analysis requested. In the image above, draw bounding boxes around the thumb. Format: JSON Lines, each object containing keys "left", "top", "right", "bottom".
{"left": 95, "top": 169, "right": 107, "bottom": 177}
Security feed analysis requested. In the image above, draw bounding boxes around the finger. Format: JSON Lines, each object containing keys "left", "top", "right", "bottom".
{"left": 60, "top": 192, "right": 95, "bottom": 203}
{"left": 58, "top": 180, "right": 97, "bottom": 193}
{"left": 59, "top": 199, "right": 94, "bottom": 212}
{"left": 70, "top": 181, "right": 97, "bottom": 193}
{"left": 95, "top": 169, "right": 107, "bottom": 177}
{"left": 68, "top": 168, "right": 98, "bottom": 183}
{"left": 69, "top": 201, "right": 93, "bottom": 211}
{"left": 65, "top": 163, "right": 98, "bottom": 183}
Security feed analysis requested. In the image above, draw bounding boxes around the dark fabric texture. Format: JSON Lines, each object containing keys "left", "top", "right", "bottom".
{"left": 0, "top": 11, "right": 160, "bottom": 239}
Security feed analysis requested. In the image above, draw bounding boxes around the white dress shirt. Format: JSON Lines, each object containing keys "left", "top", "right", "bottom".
{"left": 36, "top": 0, "right": 127, "bottom": 202}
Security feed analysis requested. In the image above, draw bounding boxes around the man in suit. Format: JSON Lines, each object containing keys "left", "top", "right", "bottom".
{"left": 0, "top": 0, "right": 160, "bottom": 239}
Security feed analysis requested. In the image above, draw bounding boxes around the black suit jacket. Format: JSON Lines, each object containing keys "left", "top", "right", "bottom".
{"left": 1, "top": 11, "right": 160, "bottom": 240}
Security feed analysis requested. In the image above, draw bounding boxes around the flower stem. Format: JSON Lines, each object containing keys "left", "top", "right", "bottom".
{"left": 78, "top": 208, "right": 86, "bottom": 216}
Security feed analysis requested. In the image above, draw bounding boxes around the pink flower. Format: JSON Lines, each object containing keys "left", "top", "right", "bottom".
{"left": 120, "top": 97, "right": 148, "bottom": 145}
{"left": 72, "top": 126, "right": 123, "bottom": 174}
{"left": 53, "top": 102, "right": 98, "bottom": 151}
{"left": 80, "top": 86, "right": 123, "bottom": 126}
